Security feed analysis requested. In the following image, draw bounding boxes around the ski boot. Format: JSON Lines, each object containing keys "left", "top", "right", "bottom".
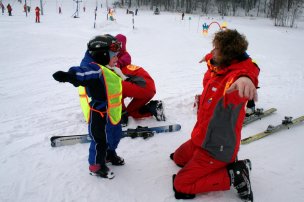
{"left": 172, "top": 174, "right": 196, "bottom": 199}
{"left": 227, "top": 159, "right": 253, "bottom": 202}
{"left": 245, "top": 106, "right": 255, "bottom": 117}
{"left": 106, "top": 150, "right": 125, "bottom": 166}
{"left": 89, "top": 164, "right": 115, "bottom": 179}
{"left": 246, "top": 100, "right": 256, "bottom": 117}
{"left": 146, "top": 100, "right": 166, "bottom": 121}
{"left": 169, "top": 153, "right": 183, "bottom": 168}
{"left": 121, "top": 111, "right": 129, "bottom": 127}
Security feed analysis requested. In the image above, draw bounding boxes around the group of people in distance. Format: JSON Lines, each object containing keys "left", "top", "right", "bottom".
{"left": 2, "top": 3, "right": 41, "bottom": 23}
{"left": 53, "top": 29, "right": 259, "bottom": 201}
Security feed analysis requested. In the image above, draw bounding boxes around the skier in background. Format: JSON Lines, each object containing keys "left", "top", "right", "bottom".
{"left": 114, "top": 34, "right": 165, "bottom": 126}
{"left": 35, "top": 6, "right": 40, "bottom": 23}
{"left": 1, "top": 2, "right": 5, "bottom": 15}
{"left": 52, "top": 34, "right": 125, "bottom": 179}
{"left": 170, "top": 29, "right": 259, "bottom": 201}
{"left": 7, "top": 3, "right": 12, "bottom": 16}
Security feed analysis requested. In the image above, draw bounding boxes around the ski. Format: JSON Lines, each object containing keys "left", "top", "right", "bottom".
{"left": 243, "top": 108, "right": 277, "bottom": 126}
{"left": 241, "top": 116, "right": 304, "bottom": 145}
{"left": 50, "top": 124, "right": 181, "bottom": 147}
{"left": 50, "top": 135, "right": 91, "bottom": 147}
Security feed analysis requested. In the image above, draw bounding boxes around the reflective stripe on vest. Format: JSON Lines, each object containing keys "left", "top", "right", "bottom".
{"left": 97, "top": 64, "right": 122, "bottom": 125}
{"left": 78, "top": 86, "right": 91, "bottom": 123}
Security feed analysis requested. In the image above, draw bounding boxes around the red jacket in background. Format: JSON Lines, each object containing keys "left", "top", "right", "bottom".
{"left": 35, "top": 7, "right": 40, "bottom": 23}
{"left": 121, "top": 64, "right": 156, "bottom": 118}
{"left": 115, "top": 34, "right": 131, "bottom": 68}
{"left": 7, "top": 4, "right": 12, "bottom": 12}
{"left": 35, "top": 7, "right": 40, "bottom": 15}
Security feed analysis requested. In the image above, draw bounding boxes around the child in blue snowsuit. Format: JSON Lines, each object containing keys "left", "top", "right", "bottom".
{"left": 53, "top": 34, "right": 125, "bottom": 179}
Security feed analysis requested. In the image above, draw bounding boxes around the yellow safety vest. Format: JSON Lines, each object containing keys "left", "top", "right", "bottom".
{"left": 78, "top": 64, "right": 122, "bottom": 125}
{"left": 78, "top": 86, "right": 91, "bottom": 123}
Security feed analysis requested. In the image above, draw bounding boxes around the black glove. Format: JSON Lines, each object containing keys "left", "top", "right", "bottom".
{"left": 53, "top": 71, "right": 69, "bottom": 83}
{"left": 125, "top": 76, "right": 146, "bottom": 87}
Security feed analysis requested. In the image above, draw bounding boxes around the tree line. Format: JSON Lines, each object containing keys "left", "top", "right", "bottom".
{"left": 116, "top": 0, "right": 304, "bottom": 27}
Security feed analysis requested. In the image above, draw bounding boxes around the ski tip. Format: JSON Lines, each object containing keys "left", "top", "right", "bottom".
{"left": 50, "top": 142, "right": 56, "bottom": 147}
{"left": 173, "top": 124, "right": 182, "bottom": 132}
{"left": 165, "top": 124, "right": 181, "bottom": 133}
{"left": 50, "top": 136, "right": 59, "bottom": 142}
{"left": 269, "top": 108, "right": 277, "bottom": 112}
{"left": 241, "top": 137, "right": 252, "bottom": 145}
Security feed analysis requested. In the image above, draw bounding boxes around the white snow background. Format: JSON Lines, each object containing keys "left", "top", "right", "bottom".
{"left": 1, "top": 0, "right": 304, "bottom": 202}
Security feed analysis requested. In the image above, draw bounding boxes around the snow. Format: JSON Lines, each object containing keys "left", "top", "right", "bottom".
{"left": 1, "top": 1, "right": 304, "bottom": 202}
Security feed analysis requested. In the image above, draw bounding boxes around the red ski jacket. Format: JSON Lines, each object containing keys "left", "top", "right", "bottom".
{"left": 121, "top": 64, "right": 156, "bottom": 92}
{"left": 191, "top": 53, "right": 259, "bottom": 163}
{"left": 35, "top": 7, "right": 40, "bottom": 15}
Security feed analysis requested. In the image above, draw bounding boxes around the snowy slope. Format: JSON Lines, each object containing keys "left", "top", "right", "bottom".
{"left": 1, "top": 1, "right": 304, "bottom": 202}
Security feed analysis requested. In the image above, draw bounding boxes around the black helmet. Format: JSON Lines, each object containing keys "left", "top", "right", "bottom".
{"left": 87, "top": 34, "right": 121, "bottom": 65}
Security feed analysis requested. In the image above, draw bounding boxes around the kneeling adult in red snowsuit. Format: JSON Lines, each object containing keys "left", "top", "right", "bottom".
{"left": 171, "top": 29, "right": 259, "bottom": 201}
{"left": 121, "top": 64, "right": 156, "bottom": 119}
{"left": 115, "top": 34, "right": 164, "bottom": 124}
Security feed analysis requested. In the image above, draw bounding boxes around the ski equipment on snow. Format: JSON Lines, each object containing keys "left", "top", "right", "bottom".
{"left": 243, "top": 108, "right": 277, "bottom": 126}
{"left": 50, "top": 124, "right": 181, "bottom": 147}
{"left": 241, "top": 116, "right": 304, "bottom": 144}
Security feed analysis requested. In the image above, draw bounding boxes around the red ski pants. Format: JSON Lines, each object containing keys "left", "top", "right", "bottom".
{"left": 173, "top": 139, "right": 231, "bottom": 194}
{"left": 122, "top": 81, "right": 156, "bottom": 119}
{"left": 35, "top": 14, "right": 40, "bottom": 23}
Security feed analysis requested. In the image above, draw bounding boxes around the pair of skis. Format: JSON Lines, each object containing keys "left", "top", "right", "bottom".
{"left": 50, "top": 107, "right": 304, "bottom": 147}
{"left": 241, "top": 107, "right": 304, "bottom": 144}
{"left": 50, "top": 107, "right": 276, "bottom": 147}
{"left": 50, "top": 124, "right": 181, "bottom": 147}
{"left": 241, "top": 115, "right": 304, "bottom": 145}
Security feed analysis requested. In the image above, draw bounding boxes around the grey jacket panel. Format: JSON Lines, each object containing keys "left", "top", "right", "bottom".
{"left": 202, "top": 98, "right": 242, "bottom": 162}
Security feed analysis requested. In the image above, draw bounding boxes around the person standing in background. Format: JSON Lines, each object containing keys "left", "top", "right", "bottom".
{"left": 35, "top": 6, "right": 40, "bottom": 23}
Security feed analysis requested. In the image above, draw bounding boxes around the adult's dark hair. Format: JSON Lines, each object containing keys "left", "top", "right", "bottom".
{"left": 213, "top": 29, "right": 248, "bottom": 67}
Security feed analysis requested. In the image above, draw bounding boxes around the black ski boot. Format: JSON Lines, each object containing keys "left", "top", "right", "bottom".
{"left": 106, "top": 150, "right": 125, "bottom": 166}
{"left": 121, "top": 111, "right": 129, "bottom": 127}
{"left": 89, "top": 164, "right": 115, "bottom": 179}
{"left": 170, "top": 153, "right": 183, "bottom": 168}
{"left": 246, "top": 100, "right": 256, "bottom": 117}
{"left": 145, "top": 100, "right": 166, "bottom": 121}
{"left": 170, "top": 153, "right": 174, "bottom": 160}
{"left": 227, "top": 159, "right": 253, "bottom": 202}
{"left": 172, "top": 174, "right": 196, "bottom": 199}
